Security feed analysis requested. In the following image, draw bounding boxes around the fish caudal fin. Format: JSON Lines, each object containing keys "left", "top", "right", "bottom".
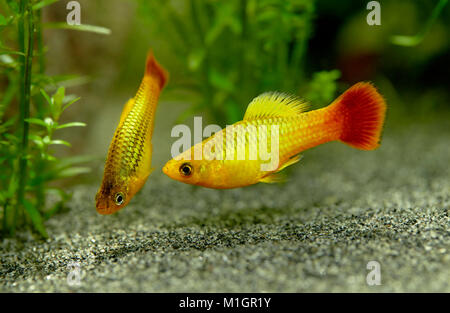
{"left": 145, "top": 50, "right": 169, "bottom": 89}
{"left": 332, "top": 82, "right": 386, "bottom": 150}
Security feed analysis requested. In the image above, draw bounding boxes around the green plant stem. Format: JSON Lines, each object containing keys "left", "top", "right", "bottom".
{"left": 36, "top": 129, "right": 53, "bottom": 212}
{"left": 34, "top": 9, "right": 45, "bottom": 117}
{"left": 190, "top": 0, "right": 205, "bottom": 44}
{"left": 36, "top": 9, "right": 46, "bottom": 212}
{"left": 163, "top": 4, "right": 190, "bottom": 52}
{"left": 36, "top": 9, "right": 45, "bottom": 74}
{"left": 2, "top": 201, "right": 9, "bottom": 236}
{"left": 390, "top": 0, "right": 448, "bottom": 46}
{"left": 238, "top": 0, "right": 248, "bottom": 104}
{"left": 35, "top": 161, "right": 46, "bottom": 212}
{"left": 189, "top": 0, "right": 219, "bottom": 123}
{"left": 11, "top": 0, "right": 26, "bottom": 236}
{"left": 16, "top": 1, "right": 34, "bottom": 235}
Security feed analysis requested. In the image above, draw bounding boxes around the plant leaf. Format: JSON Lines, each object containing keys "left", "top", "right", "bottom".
{"left": 187, "top": 49, "right": 205, "bottom": 71}
{"left": 56, "top": 166, "right": 91, "bottom": 178}
{"left": 62, "top": 96, "right": 80, "bottom": 112}
{"left": 23, "top": 199, "right": 49, "bottom": 238}
{"left": 209, "top": 69, "right": 235, "bottom": 92}
{"left": 25, "top": 118, "right": 47, "bottom": 127}
{"left": 56, "top": 155, "right": 97, "bottom": 168}
{"left": 50, "top": 139, "right": 71, "bottom": 147}
{"left": 5, "top": 0, "right": 19, "bottom": 13}
{"left": 32, "top": 0, "right": 59, "bottom": 11}
{"left": 0, "top": 50, "right": 25, "bottom": 56}
{"left": 390, "top": 0, "right": 448, "bottom": 47}
{"left": 56, "top": 122, "right": 86, "bottom": 129}
{"left": 40, "top": 89, "right": 52, "bottom": 105}
{"left": 0, "top": 14, "right": 7, "bottom": 26}
{"left": 51, "top": 87, "right": 65, "bottom": 120}
{"left": 43, "top": 22, "right": 112, "bottom": 35}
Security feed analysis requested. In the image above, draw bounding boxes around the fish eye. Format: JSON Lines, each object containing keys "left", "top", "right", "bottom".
{"left": 179, "top": 163, "right": 193, "bottom": 177}
{"left": 114, "top": 192, "right": 125, "bottom": 205}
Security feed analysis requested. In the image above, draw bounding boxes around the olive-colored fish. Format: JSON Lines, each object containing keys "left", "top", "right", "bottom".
{"left": 96, "top": 51, "right": 168, "bottom": 214}
{"left": 163, "top": 82, "right": 386, "bottom": 189}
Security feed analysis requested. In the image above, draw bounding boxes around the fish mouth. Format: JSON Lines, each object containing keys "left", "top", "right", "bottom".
{"left": 96, "top": 202, "right": 112, "bottom": 215}
{"left": 162, "top": 164, "right": 169, "bottom": 176}
{"left": 96, "top": 207, "right": 110, "bottom": 215}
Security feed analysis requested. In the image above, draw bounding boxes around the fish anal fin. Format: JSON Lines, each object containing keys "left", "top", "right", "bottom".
{"left": 277, "top": 154, "right": 303, "bottom": 172}
{"left": 260, "top": 172, "right": 286, "bottom": 184}
{"left": 244, "top": 92, "right": 309, "bottom": 120}
{"left": 259, "top": 154, "right": 302, "bottom": 184}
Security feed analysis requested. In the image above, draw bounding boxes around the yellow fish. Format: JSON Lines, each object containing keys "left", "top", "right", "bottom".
{"left": 163, "top": 82, "right": 386, "bottom": 189}
{"left": 96, "top": 51, "right": 168, "bottom": 214}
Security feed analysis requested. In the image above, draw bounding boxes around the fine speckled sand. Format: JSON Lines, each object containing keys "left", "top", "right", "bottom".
{"left": 1, "top": 121, "right": 449, "bottom": 292}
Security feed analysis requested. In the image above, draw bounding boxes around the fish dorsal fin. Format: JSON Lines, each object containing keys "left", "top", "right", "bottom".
{"left": 243, "top": 92, "right": 308, "bottom": 120}
{"left": 118, "top": 98, "right": 135, "bottom": 126}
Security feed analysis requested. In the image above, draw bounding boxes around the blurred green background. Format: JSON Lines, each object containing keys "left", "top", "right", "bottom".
{"left": 0, "top": 0, "right": 449, "bottom": 236}
{"left": 37, "top": 0, "right": 450, "bottom": 152}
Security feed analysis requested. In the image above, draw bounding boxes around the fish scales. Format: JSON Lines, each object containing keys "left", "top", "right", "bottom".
{"left": 96, "top": 51, "right": 168, "bottom": 214}
{"left": 163, "top": 82, "right": 386, "bottom": 189}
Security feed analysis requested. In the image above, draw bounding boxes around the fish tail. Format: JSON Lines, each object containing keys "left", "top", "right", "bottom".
{"left": 145, "top": 50, "right": 169, "bottom": 89}
{"left": 332, "top": 82, "right": 386, "bottom": 150}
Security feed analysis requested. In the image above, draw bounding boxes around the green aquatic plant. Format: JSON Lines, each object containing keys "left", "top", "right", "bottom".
{"left": 0, "top": 0, "right": 110, "bottom": 237}
{"left": 137, "top": 0, "right": 337, "bottom": 124}
{"left": 390, "top": 0, "right": 448, "bottom": 47}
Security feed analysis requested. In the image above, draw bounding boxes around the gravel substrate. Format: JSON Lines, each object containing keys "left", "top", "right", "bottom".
{"left": 1, "top": 121, "right": 449, "bottom": 292}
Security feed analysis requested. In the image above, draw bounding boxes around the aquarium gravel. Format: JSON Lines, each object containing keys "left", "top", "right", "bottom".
{"left": 1, "top": 122, "right": 449, "bottom": 292}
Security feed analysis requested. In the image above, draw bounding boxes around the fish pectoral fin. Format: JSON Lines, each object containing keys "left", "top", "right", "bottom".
{"left": 277, "top": 154, "right": 303, "bottom": 172}
{"left": 259, "top": 172, "right": 286, "bottom": 184}
{"left": 243, "top": 92, "right": 309, "bottom": 120}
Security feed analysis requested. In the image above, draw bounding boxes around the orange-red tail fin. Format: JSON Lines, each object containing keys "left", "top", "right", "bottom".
{"left": 145, "top": 50, "right": 169, "bottom": 89}
{"left": 332, "top": 82, "right": 386, "bottom": 150}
